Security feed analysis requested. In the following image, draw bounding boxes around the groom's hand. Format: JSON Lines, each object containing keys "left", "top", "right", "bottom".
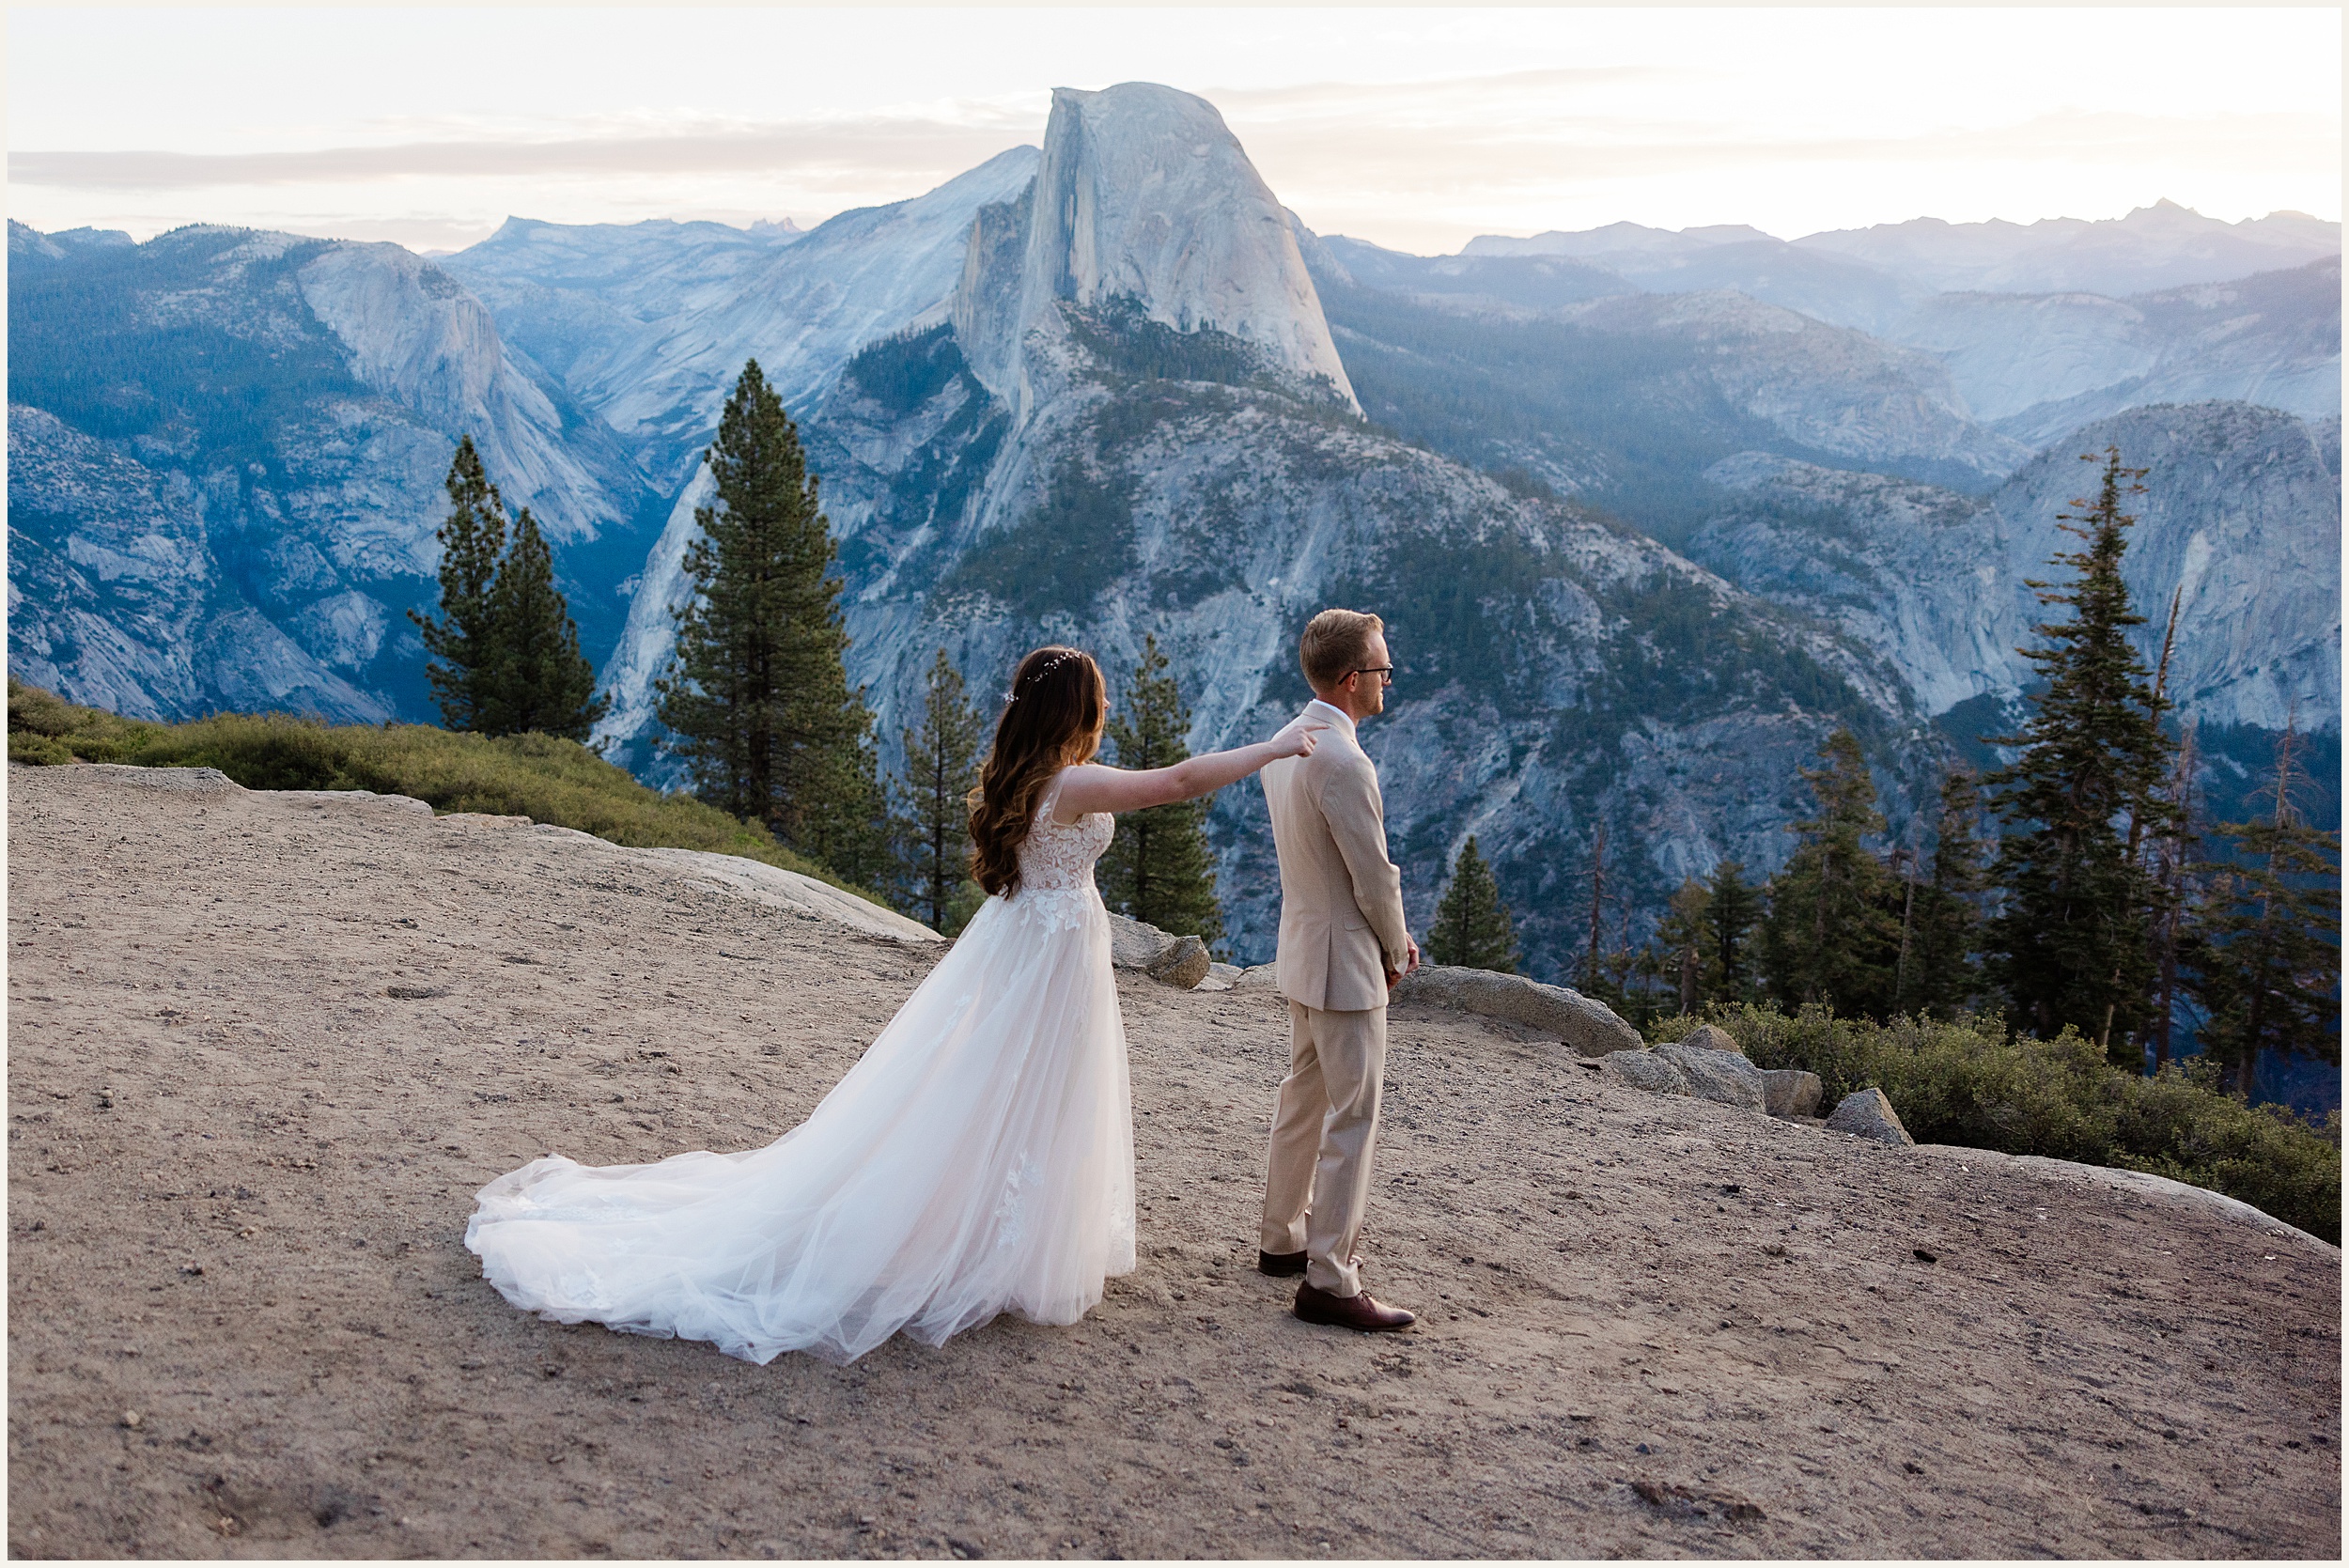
{"left": 1405, "top": 938, "right": 1422, "bottom": 976}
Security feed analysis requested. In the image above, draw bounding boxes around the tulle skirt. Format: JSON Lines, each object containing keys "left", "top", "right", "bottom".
{"left": 464, "top": 885, "right": 1135, "bottom": 1364}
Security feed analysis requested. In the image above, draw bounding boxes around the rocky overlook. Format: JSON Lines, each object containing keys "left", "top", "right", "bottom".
{"left": 7, "top": 763, "right": 2339, "bottom": 1557}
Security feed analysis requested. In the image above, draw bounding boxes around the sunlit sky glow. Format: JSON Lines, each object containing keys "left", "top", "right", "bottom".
{"left": 8, "top": 5, "right": 2341, "bottom": 256}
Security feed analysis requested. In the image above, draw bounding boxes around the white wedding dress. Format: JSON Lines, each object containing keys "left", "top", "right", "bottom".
{"left": 465, "top": 771, "right": 1134, "bottom": 1364}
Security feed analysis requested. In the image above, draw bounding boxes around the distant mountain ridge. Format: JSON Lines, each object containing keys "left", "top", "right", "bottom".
{"left": 8, "top": 94, "right": 2339, "bottom": 973}
{"left": 1690, "top": 402, "right": 2341, "bottom": 733}
{"left": 7, "top": 219, "right": 661, "bottom": 722}
{"left": 1889, "top": 257, "right": 2341, "bottom": 444}
{"left": 439, "top": 148, "right": 1040, "bottom": 485}
{"left": 1466, "top": 200, "right": 2341, "bottom": 303}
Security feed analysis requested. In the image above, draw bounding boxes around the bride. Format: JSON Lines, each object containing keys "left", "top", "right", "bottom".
{"left": 466, "top": 644, "right": 1321, "bottom": 1364}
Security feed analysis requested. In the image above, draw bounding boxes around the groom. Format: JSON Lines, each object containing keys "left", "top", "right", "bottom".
{"left": 1255, "top": 608, "right": 1420, "bottom": 1332}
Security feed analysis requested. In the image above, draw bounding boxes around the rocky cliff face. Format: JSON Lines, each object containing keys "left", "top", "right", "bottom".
{"left": 1303, "top": 253, "right": 2031, "bottom": 541}
{"left": 952, "top": 84, "right": 1354, "bottom": 416}
{"left": 8, "top": 402, "right": 390, "bottom": 722}
{"left": 441, "top": 149, "right": 1040, "bottom": 484}
{"left": 1557, "top": 290, "right": 2030, "bottom": 481}
{"left": 1889, "top": 257, "right": 2341, "bottom": 444}
{"left": 7, "top": 222, "right": 657, "bottom": 720}
{"left": 1690, "top": 402, "right": 2341, "bottom": 735}
{"left": 716, "top": 85, "right": 1928, "bottom": 972}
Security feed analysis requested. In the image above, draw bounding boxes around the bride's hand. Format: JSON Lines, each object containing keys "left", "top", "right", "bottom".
{"left": 1268, "top": 718, "right": 1328, "bottom": 759}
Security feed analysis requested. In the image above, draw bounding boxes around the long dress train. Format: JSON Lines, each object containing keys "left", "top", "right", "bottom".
{"left": 464, "top": 774, "right": 1134, "bottom": 1364}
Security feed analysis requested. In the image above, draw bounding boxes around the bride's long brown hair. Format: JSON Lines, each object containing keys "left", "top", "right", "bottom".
{"left": 968, "top": 646, "right": 1108, "bottom": 896}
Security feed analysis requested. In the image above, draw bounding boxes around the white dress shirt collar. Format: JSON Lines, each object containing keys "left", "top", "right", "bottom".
{"left": 1302, "top": 697, "right": 1358, "bottom": 742}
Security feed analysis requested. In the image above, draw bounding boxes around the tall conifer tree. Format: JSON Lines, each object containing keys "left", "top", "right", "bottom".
{"left": 658, "top": 360, "right": 887, "bottom": 885}
{"left": 1983, "top": 449, "right": 2174, "bottom": 1053}
{"left": 1762, "top": 728, "right": 1901, "bottom": 1017}
{"left": 1702, "top": 859, "right": 1765, "bottom": 1005}
{"left": 1647, "top": 877, "right": 1709, "bottom": 1014}
{"left": 2145, "top": 722, "right": 2204, "bottom": 1071}
{"left": 1900, "top": 768, "right": 1990, "bottom": 1018}
{"left": 897, "top": 647, "right": 985, "bottom": 935}
{"left": 2185, "top": 722, "right": 2341, "bottom": 1101}
{"left": 482, "top": 507, "right": 606, "bottom": 741}
{"left": 1098, "top": 635, "right": 1223, "bottom": 944}
{"left": 1429, "top": 836, "right": 1520, "bottom": 973}
{"left": 411, "top": 437, "right": 507, "bottom": 731}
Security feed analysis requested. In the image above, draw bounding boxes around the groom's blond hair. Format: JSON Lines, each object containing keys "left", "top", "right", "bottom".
{"left": 1299, "top": 609, "right": 1384, "bottom": 694}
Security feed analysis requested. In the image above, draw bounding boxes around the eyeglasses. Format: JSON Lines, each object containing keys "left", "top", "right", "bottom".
{"left": 1347, "top": 666, "right": 1394, "bottom": 686}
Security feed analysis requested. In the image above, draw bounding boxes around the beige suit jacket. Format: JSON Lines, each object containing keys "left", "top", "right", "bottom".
{"left": 1263, "top": 701, "right": 1411, "bottom": 1013}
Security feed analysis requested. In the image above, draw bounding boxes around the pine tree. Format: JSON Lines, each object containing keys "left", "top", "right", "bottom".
{"left": 1429, "top": 836, "right": 1520, "bottom": 973}
{"left": 481, "top": 507, "right": 607, "bottom": 741}
{"left": 2184, "top": 722, "right": 2341, "bottom": 1101}
{"left": 2145, "top": 722, "right": 2203, "bottom": 1072}
{"left": 410, "top": 437, "right": 507, "bottom": 732}
{"left": 1649, "top": 877, "right": 1707, "bottom": 1014}
{"left": 658, "top": 360, "right": 888, "bottom": 884}
{"left": 896, "top": 647, "right": 984, "bottom": 936}
{"left": 1983, "top": 449, "right": 2174, "bottom": 1054}
{"left": 1900, "top": 768, "right": 1989, "bottom": 1017}
{"left": 1702, "top": 859, "right": 1765, "bottom": 1005}
{"left": 1098, "top": 635, "right": 1223, "bottom": 944}
{"left": 1762, "top": 728, "right": 1901, "bottom": 1017}
{"left": 1579, "top": 823, "right": 1610, "bottom": 992}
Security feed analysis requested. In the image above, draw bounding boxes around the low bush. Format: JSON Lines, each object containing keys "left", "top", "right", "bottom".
{"left": 8, "top": 681, "right": 866, "bottom": 896}
{"left": 1650, "top": 1003, "right": 2342, "bottom": 1243}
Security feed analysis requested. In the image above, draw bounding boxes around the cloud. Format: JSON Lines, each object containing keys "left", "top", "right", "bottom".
{"left": 1240, "top": 108, "right": 2341, "bottom": 201}
{"left": 1204, "top": 64, "right": 1670, "bottom": 119}
{"left": 10, "top": 114, "right": 1045, "bottom": 193}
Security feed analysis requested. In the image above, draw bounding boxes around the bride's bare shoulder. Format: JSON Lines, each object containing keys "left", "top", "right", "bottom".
{"left": 1047, "top": 763, "right": 1115, "bottom": 824}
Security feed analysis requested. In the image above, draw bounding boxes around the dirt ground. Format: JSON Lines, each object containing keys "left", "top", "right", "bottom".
{"left": 8, "top": 762, "right": 2341, "bottom": 1560}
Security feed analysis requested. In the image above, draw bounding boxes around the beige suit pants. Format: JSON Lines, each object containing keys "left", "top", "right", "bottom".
{"left": 1259, "top": 1001, "right": 1388, "bottom": 1297}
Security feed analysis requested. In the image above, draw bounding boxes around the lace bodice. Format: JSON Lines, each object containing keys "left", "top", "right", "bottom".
{"left": 1015, "top": 772, "right": 1114, "bottom": 893}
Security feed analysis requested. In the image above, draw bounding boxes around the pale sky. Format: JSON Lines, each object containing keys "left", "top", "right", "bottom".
{"left": 8, "top": 5, "right": 2341, "bottom": 256}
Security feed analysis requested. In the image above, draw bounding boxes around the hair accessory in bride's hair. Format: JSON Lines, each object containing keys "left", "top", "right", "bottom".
{"left": 1009, "top": 650, "right": 1078, "bottom": 700}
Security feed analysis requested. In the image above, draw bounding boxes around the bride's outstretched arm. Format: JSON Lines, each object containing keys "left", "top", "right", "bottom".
{"left": 1052, "top": 719, "right": 1325, "bottom": 818}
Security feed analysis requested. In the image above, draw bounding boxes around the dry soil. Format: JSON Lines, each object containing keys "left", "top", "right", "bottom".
{"left": 7, "top": 763, "right": 2341, "bottom": 1559}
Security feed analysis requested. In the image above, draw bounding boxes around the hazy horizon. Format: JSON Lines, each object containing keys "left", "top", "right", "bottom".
{"left": 19, "top": 191, "right": 2341, "bottom": 265}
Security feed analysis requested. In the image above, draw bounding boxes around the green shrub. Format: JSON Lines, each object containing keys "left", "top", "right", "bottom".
{"left": 8, "top": 681, "right": 872, "bottom": 897}
{"left": 1651, "top": 1003, "right": 2341, "bottom": 1243}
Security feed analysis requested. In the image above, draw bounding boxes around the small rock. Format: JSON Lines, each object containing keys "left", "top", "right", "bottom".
{"left": 1654, "top": 1042, "right": 1766, "bottom": 1110}
{"left": 1194, "top": 961, "right": 1243, "bottom": 993}
{"left": 1758, "top": 1067, "right": 1824, "bottom": 1118}
{"left": 1107, "top": 912, "right": 1211, "bottom": 988}
{"left": 1913, "top": 1247, "right": 1938, "bottom": 1265}
{"left": 1826, "top": 1087, "right": 1914, "bottom": 1146}
{"left": 120, "top": 1410, "right": 142, "bottom": 1430}
{"left": 1679, "top": 1023, "right": 1742, "bottom": 1055}
{"left": 1600, "top": 1049, "right": 1689, "bottom": 1095}
{"left": 1145, "top": 936, "right": 1212, "bottom": 990}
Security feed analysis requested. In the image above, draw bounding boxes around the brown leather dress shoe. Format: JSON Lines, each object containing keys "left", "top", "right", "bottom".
{"left": 1258, "top": 1249, "right": 1309, "bottom": 1277}
{"left": 1294, "top": 1282, "right": 1415, "bottom": 1332}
